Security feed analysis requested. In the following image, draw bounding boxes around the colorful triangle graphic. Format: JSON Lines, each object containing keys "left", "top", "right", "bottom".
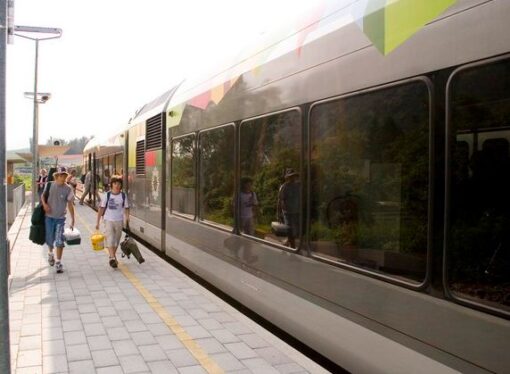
{"left": 359, "top": 0, "right": 457, "bottom": 55}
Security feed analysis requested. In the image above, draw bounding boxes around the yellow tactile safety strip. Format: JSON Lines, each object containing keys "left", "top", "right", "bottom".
{"left": 76, "top": 213, "right": 225, "bottom": 374}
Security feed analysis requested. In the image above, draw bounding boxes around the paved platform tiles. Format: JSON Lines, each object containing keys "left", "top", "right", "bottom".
{"left": 8, "top": 202, "right": 328, "bottom": 374}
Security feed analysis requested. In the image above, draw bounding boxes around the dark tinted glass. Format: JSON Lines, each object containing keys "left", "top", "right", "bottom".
{"left": 448, "top": 59, "right": 510, "bottom": 312}
{"left": 310, "top": 81, "right": 430, "bottom": 283}
{"left": 171, "top": 135, "right": 195, "bottom": 218}
{"left": 199, "top": 125, "right": 235, "bottom": 228}
{"left": 240, "top": 111, "right": 301, "bottom": 248}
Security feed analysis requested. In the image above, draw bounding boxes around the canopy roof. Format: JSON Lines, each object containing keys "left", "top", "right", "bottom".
{"left": 16, "top": 145, "right": 71, "bottom": 162}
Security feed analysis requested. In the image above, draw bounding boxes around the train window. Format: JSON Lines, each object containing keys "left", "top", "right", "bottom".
{"left": 240, "top": 110, "right": 301, "bottom": 248}
{"left": 198, "top": 125, "right": 235, "bottom": 229}
{"left": 310, "top": 80, "right": 430, "bottom": 284}
{"left": 97, "top": 157, "right": 105, "bottom": 192}
{"left": 171, "top": 134, "right": 196, "bottom": 218}
{"left": 101, "top": 155, "right": 112, "bottom": 192}
{"left": 114, "top": 153, "right": 123, "bottom": 175}
{"left": 447, "top": 58, "right": 510, "bottom": 313}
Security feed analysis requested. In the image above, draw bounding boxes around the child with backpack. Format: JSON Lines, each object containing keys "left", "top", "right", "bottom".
{"left": 95, "top": 175, "right": 129, "bottom": 268}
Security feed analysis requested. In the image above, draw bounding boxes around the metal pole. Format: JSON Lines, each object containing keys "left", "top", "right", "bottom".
{"left": 0, "top": 0, "right": 12, "bottom": 371}
{"left": 31, "top": 39, "right": 39, "bottom": 210}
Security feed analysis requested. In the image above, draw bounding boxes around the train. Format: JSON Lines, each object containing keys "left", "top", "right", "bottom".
{"left": 82, "top": 1, "right": 510, "bottom": 372}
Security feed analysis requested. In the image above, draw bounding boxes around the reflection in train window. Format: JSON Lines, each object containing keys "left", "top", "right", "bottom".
{"left": 198, "top": 125, "right": 235, "bottom": 228}
{"left": 310, "top": 81, "right": 430, "bottom": 283}
{"left": 447, "top": 58, "right": 510, "bottom": 313}
{"left": 171, "top": 135, "right": 196, "bottom": 218}
{"left": 240, "top": 110, "right": 301, "bottom": 247}
{"left": 113, "top": 153, "right": 122, "bottom": 176}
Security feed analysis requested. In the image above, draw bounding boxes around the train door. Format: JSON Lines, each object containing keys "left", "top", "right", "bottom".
{"left": 144, "top": 114, "right": 165, "bottom": 250}
{"left": 127, "top": 127, "right": 148, "bottom": 243}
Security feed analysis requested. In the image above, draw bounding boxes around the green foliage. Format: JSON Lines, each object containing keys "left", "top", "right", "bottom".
{"left": 310, "top": 81, "right": 429, "bottom": 260}
{"left": 240, "top": 112, "right": 301, "bottom": 228}
{"left": 14, "top": 174, "right": 32, "bottom": 191}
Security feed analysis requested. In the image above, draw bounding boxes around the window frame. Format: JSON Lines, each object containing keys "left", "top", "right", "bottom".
{"left": 239, "top": 107, "right": 303, "bottom": 251}
{"left": 308, "top": 76, "right": 434, "bottom": 290}
{"left": 444, "top": 54, "right": 510, "bottom": 318}
{"left": 170, "top": 132, "right": 197, "bottom": 221}
{"left": 197, "top": 123, "right": 236, "bottom": 232}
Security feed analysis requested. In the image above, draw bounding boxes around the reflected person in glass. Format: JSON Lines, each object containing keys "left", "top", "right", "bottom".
{"left": 240, "top": 177, "right": 259, "bottom": 236}
{"left": 277, "top": 168, "right": 300, "bottom": 248}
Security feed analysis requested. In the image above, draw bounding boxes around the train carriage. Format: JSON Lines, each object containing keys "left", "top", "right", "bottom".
{"left": 86, "top": 1, "right": 510, "bottom": 372}
{"left": 82, "top": 131, "right": 125, "bottom": 205}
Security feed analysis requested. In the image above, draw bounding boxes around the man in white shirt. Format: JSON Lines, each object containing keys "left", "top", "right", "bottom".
{"left": 95, "top": 175, "right": 129, "bottom": 268}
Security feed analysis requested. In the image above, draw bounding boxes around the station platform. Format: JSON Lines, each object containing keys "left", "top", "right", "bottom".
{"left": 7, "top": 202, "right": 328, "bottom": 374}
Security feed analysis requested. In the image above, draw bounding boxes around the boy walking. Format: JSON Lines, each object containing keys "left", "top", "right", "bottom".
{"left": 96, "top": 175, "right": 129, "bottom": 268}
{"left": 41, "top": 167, "right": 76, "bottom": 273}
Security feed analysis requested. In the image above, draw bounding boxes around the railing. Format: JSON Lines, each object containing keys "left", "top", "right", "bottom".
{"left": 7, "top": 183, "right": 26, "bottom": 226}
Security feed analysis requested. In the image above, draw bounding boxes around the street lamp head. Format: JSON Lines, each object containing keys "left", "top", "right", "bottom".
{"left": 14, "top": 26, "right": 63, "bottom": 41}
{"left": 24, "top": 92, "right": 51, "bottom": 103}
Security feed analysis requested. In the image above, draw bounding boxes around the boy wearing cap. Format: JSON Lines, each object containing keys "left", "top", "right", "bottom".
{"left": 41, "top": 167, "right": 76, "bottom": 273}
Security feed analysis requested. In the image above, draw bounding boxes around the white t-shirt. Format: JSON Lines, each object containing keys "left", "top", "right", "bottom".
{"left": 100, "top": 192, "right": 129, "bottom": 222}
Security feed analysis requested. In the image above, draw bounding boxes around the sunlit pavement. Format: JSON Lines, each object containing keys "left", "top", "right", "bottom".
{"left": 7, "top": 202, "right": 327, "bottom": 374}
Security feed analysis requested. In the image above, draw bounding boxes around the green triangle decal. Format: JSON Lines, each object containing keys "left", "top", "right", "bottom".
{"left": 361, "top": 0, "right": 457, "bottom": 55}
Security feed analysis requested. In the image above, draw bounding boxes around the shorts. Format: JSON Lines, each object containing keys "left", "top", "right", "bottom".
{"left": 240, "top": 216, "right": 255, "bottom": 236}
{"left": 105, "top": 220, "right": 124, "bottom": 248}
{"left": 283, "top": 213, "right": 299, "bottom": 238}
{"left": 45, "top": 217, "right": 66, "bottom": 249}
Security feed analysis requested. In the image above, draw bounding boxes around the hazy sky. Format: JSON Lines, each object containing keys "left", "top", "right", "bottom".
{"left": 6, "top": 0, "right": 310, "bottom": 150}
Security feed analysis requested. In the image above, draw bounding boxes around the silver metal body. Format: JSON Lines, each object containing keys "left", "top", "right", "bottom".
{"left": 88, "top": 2, "right": 510, "bottom": 372}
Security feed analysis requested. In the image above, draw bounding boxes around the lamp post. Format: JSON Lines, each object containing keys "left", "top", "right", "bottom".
{"left": 0, "top": 2, "right": 10, "bottom": 373}
{"left": 14, "top": 26, "right": 62, "bottom": 210}
{"left": 24, "top": 92, "right": 51, "bottom": 206}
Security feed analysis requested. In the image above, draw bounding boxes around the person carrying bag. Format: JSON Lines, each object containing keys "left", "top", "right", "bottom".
{"left": 95, "top": 175, "right": 129, "bottom": 268}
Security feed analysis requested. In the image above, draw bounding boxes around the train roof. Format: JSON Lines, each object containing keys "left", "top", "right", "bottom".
{"left": 83, "top": 126, "right": 125, "bottom": 157}
{"left": 166, "top": 1, "right": 359, "bottom": 114}
{"left": 126, "top": 1, "right": 363, "bottom": 130}
{"left": 127, "top": 0, "right": 503, "bottom": 132}
{"left": 130, "top": 87, "right": 179, "bottom": 124}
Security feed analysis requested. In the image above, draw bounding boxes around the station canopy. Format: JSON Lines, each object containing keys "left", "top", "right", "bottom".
{"left": 16, "top": 145, "right": 71, "bottom": 162}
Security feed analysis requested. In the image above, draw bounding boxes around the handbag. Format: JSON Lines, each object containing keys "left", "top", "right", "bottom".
{"left": 120, "top": 234, "right": 145, "bottom": 264}
{"left": 271, "top": 221, "right": 289, "bottom": 237}
{"left": 29, "top": 224, "right": 46, "bottom": 245}
{"left": 31, "top": 204, "right": 45, "bottom": 226}
{"left": 64, "top": 227, "right": 81, "bottom": 245}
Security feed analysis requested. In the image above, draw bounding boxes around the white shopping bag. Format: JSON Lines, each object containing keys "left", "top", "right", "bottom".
{"left": 64, "top": 227, "right": 81, "bottom": 245}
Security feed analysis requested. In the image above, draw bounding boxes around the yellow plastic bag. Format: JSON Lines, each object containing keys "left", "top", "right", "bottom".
{"left": 91, "top": 232, "right": 105, "bottom": 251}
